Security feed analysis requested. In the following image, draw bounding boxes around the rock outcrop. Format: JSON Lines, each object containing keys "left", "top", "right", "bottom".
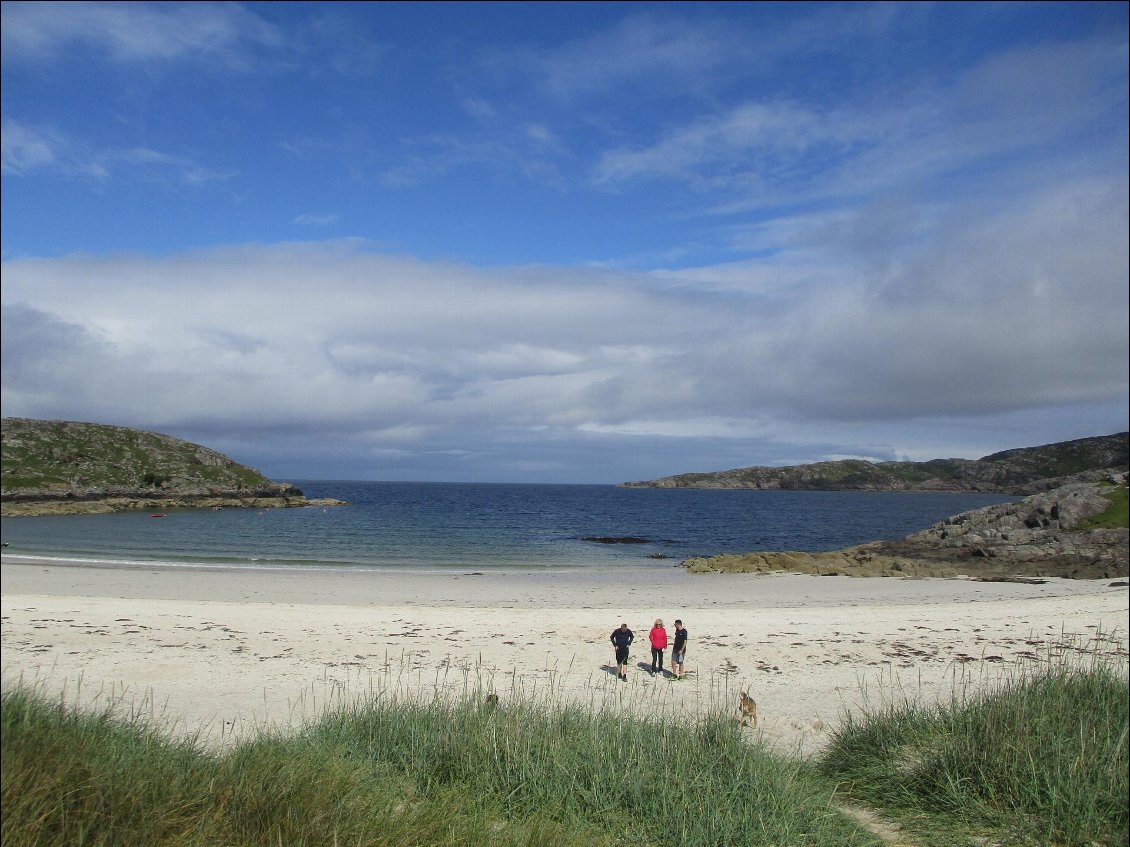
{"left": 1, "top": 418, "right": 346, "bottom": 516}
{"left": 683, "top": 473, "right": 1128, "bottom": 580}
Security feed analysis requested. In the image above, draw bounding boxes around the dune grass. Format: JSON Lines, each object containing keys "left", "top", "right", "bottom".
{"left": 3, "top": 639, "right": 1126, "bottom": 847}
{"left": 820, "top": 636, "right": 1129, "bottom": 846}
{"left": 1, "top": 681, "right": 870, "bottom": 847}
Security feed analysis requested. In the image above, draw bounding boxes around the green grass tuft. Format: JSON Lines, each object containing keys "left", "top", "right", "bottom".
{"left": 820, "top": 644, "right": 1129, "bottom": 846}
{"left": 2, "top": 685, "right": 871, "bottom": 847}
{"left": 1080, "top": 484, "right": 1129, "bottom": 529}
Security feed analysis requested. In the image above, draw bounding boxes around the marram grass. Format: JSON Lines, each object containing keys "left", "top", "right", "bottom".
{"left": 1, "top": 679, "right": 869, "bottom": 847}
{"left": 4, "top": 639, "right": 1126, "bottom": 847}
{"left": 820, "top": 635, "right": 1129, "bottom": 847}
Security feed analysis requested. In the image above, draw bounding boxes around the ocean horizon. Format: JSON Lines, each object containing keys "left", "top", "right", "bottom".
{"left": 0, "top": 481, "right": 1017, "bottom": 574}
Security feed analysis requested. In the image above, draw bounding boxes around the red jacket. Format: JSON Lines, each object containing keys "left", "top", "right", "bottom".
{"left": 649, "top": 626, "right": 668, "bottom": 649}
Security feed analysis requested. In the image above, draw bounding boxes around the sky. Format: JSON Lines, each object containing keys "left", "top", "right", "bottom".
{"left": 1, "top": 1, "right": 1127, "bottom": 484}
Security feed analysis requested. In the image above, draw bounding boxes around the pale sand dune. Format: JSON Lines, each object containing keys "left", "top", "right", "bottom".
{"left": 2, "top": 557, "right": 1126, "bottom": 757}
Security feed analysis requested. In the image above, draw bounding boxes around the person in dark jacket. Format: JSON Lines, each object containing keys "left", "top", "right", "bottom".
{"left": 670, "top": 619, "right": 688, "bottom": 681}
{"left": 610, "top": 622, "right": 634, "bottom": 681}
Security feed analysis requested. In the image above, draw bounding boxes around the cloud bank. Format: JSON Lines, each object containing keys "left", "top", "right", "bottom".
{"left": 4, "top": 171, "right": 1125, "bottom": 481}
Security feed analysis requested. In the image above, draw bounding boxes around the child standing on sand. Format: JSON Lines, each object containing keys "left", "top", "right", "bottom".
{"left": 649, "top": 619, "right": 668, "bottom": 676}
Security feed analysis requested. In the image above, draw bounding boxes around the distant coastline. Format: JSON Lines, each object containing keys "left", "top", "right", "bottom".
{"left": 622, "top": 432, "right": 1128, "bottom": 494}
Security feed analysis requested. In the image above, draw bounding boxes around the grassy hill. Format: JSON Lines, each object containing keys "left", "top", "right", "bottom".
{"left": 1, "top": 418, "right": 310, "bottom": 515}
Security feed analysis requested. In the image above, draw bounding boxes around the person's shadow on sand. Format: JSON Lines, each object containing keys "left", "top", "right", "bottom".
{"left": 636, "top": 660, "right": 668, "bottom": 678}
{"left": 599, "top": 662, "right": 670, "bottom": 679}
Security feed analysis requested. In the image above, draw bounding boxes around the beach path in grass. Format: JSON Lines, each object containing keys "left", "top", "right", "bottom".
{"left": 3, "top": 557, "right": 1126, "bottom": 756}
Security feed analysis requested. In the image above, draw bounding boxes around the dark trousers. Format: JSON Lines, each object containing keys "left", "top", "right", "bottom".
{"left": 651, "top": 648, "right": 664, "bottom": 672}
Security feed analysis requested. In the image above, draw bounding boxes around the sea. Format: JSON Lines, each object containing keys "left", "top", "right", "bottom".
{"left": 0, "top": 482, "right": 1017, "bottom": 574}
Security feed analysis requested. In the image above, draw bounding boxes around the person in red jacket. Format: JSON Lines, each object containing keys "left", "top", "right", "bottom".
{"left": 648, "top": 619, "right": 668, "bottom": 676}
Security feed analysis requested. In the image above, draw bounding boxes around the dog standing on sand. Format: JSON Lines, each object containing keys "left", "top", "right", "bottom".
{"left": 738, "top": 691, "right": 758, "bottom": 728}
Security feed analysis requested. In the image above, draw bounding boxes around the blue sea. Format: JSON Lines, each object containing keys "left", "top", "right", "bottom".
{"left": 0, "top": 482, "right": 1018, "bottom": 573}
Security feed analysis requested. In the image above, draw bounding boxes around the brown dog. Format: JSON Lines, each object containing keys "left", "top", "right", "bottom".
{"left": 738, "top": 691, "right": 758, "bottom": 728}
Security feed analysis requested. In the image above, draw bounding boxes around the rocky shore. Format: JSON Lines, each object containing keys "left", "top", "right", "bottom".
{"left": 683, "top": 473, "right": 1129, "bottom": 580}
{"left": 1, "top": 491, "right": 347, "bottom": 517}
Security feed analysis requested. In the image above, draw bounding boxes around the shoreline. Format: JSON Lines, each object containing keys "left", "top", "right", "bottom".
{"left": 3, "top": 556, "right": 1127, "bottom": 757}
{"left": 4, "top": 553, "right": 1124, "bottom": 607}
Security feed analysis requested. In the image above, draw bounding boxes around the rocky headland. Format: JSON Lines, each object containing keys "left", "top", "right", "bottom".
{"left": 624, "top": 432, "right": 1128, "bottom": 495}
{"left": 1, "top": 418, "right": 346, "bottom": 517}
{"left": 684, "top": 472, "right": 1129, "bottom": 580}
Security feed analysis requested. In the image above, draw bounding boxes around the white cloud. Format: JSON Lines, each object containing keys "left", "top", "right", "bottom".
{"left": 592, "top": 34, "right": 1127, "bottom": 215}
{"left": 512, "top": 13, "right": 736, "bottom": 100}
{"left": 0, "top": 244, "right": 714, "bottom": 437}
{"left": 0, "top": 119, "right": 57, "bottom": 174}
{"left": 0, "top": 119, "right": 235, "bottom": 184}
{"left": 1, "top": 1, "right": 281, "bottom": 66}
{"left": 105, "top": 147, "right": 237, "bottom": 185}
{"left": 578, "top": 417, "right": 770, "bottom": 439}
{"left": 593, "top": 100, "right": 858, "bottom": 186}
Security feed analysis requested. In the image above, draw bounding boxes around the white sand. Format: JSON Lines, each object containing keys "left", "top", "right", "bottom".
{"left": 2, "top": 556, "right": 1127, "bottom": 757}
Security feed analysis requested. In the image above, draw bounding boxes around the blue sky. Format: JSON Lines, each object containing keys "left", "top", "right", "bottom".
{"left": 2, "top": 1, "right": 1127, "bottom": 484}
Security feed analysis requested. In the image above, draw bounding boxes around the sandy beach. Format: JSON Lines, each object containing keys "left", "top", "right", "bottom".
{"left": 2, "top": 556, "right": 1127, "bottom": 757}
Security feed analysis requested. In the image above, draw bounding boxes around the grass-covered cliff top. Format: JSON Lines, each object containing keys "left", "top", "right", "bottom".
{"left": 1, "top": 417, "right": 288, "bottom": 502}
